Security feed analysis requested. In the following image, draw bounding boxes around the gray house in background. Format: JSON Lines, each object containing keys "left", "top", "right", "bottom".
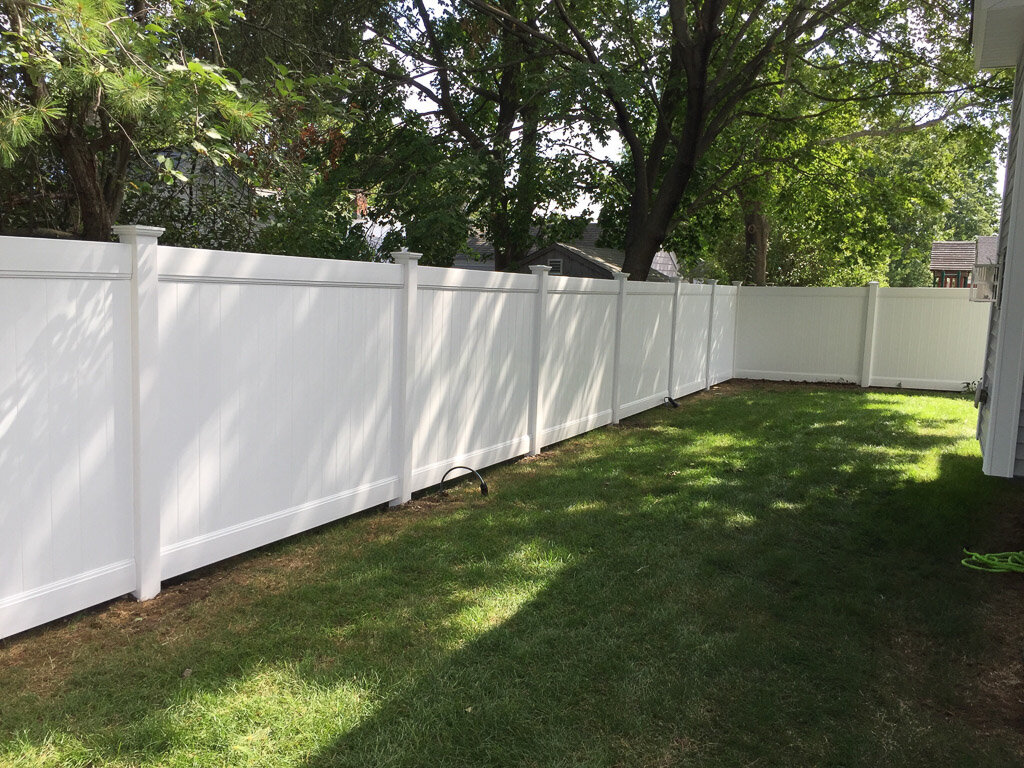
{"left": 452, "top": 231, "right": 497, "bottom": 271}
{"left": 453, "top": 222, "right": 680, "bottom": 281}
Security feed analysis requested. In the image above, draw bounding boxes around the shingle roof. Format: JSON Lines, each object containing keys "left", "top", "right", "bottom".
{"left": 464, "top": 231, "right": 495, "bottom": 259}
{"left": 548, "top": 242, "right": 678, "bottom": 281}
{"left": 929, "top": 241, "right": 977, "bottom": 271}
{"left": 458, "top": 223, "right": 679, "bottom": 280}
{"left": 977, "top": 235, "right": 999, "bottom": 266}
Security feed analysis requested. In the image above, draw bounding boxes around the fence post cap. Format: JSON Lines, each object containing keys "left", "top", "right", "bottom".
{"left": 613, "top": 271, "right": 630, "bottom": 282}
{"left": 732, "top": 280, "right": 743, "bottom": 286}
{"left": 529, "top": 264, "right": 552, "bottom": 274}
{"left": 391, "top": 250, "right": 422, "bottom": 264}
{"left": 867, "top": 280, "right": 880, "bottom": 287}
{"left": 112, "top": 224, "right": 165, "bottom": 241}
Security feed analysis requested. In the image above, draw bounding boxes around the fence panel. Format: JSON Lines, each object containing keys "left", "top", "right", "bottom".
{"left": 735, "top": 287, "right": 867, "bottom": 383}
{"left": 411, "top": 268, "right": 536, "bottom": 491}
{"left": 0, "top": 236, "right": 136, "bottom": 638}
{"left": 871, "top": 288, "right": 989, "bottom": 390}
{"left": 155, "top": 248, "right": 403, "bottom": 579}
{"left": 673, "top": 284, "right": 713, "bottom": 395}
{"left": 619, "top": 284, "right": 674, "bottom": 418}
{"left": 541, "top": 278, "right": 617, "bottom": 446}
{"left": 710, "top": 286, "right": 738, "bottom": 385}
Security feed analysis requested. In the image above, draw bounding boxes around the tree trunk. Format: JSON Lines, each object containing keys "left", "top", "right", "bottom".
{"left": 740, "top": 195, "right": 769, "bottom": 285}
{"left": 54, "top": 133, "right": 113, "bottom": 241}
{"left": 621, "top": 224, "right": 665, "bottom": 281}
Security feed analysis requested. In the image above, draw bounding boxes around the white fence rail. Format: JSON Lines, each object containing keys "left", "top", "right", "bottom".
{"left": 0, "top": 231, "right": 989, "bottom": 639}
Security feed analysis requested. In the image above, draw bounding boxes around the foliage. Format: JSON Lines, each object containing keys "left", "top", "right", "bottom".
{"left": 467, "top": 0, "right": 1010, "bottom": 279}
{"left": 0, "top": 0, "right": 267, "bottom": 239}
{"left": 659, "top": 123, "right": 1002, "bottom": 286}
{"left": 358, "top": 0, "right": 599, "bottom": 269}
{"left": 119, "top": 151, "right": 274, "bottom": 251}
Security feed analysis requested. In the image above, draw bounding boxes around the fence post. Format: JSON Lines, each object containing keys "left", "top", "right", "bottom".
{"left": 528, "top": 265, "right": 551, "bottom": 455}
{"left": 731, "top": 281, "right": 743, "bottom": 382}
{"left": 114, "top": 224, "right": 165, "bottom": 601}
{"left": 390, "top": 250, "right": 421, "bottom": 505}
{"left": 667, "top": 277, "right": 682, "bottom": 398}
{"left": 704, "top": 279, "right": 718, "bottom": 390}
{"left": 611, "top": 271, "right": 630, "bottom": 424}
{"left": 860, "top": 280, "right": 880, "bottom": 387}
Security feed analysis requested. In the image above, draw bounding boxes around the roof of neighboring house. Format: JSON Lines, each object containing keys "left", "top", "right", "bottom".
{"left": 456, "top": 222, "right": 679, "bottom": 280}
{"left": 460, "top": 223, "right": 604, "bottom": 262}
{"left": 977, "top": 235, "right": 999, "bottom": 266}
{"left": 463, "top": 231, "right": 495, "bottom": 259}
{"left": 930, "top": 240, "right": 979, "bottom": 271}
{"left": 534, "top": 241, "right": 679, "bottom": 281}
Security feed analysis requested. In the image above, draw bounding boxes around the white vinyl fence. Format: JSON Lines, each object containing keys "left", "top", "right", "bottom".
{"left": 734, "top": 284, "right": 990, "bottom": 390}
{"left": 0, "top": 230, "right": 989, "bottom": 639}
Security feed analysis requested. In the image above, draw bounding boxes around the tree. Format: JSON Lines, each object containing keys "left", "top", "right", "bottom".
{"left": 0, "top": 0, "right": 267, "bottom": 240}
{"left": 465, "top": 0, "right": 1009, "bottom": 279}
{"left": 361, "top": 1, "right": 595, "bottom": 270}
{"left": 658, "top": 122, "right": 1002, "bottom": 286}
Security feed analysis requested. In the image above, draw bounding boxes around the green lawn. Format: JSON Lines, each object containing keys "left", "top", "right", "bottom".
{"left": 2, "top": 383, "right": 1022, "bottom": 767}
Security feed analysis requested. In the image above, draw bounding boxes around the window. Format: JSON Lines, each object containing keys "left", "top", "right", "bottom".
{"left": 547, "top": 258, "right": 563, "bottom": 275}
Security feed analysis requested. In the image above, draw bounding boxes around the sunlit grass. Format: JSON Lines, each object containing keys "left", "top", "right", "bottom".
{"left": 1, "top": 383, "right": 1021, "bottom": 767}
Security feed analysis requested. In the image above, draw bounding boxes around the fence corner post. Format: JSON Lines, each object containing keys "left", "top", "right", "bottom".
{"left": 390, "top": 250, "right": 421, "bottom": 506}
{"left": 611, "top": 271, "right": 630, "bottom": 424}
{"left": 860, "top": 280, "right": 880, "bottom": 388}
{"left": 114, "top": 223, "right": 165, "bottom": 601}
{"left": 667, "top": 276, "right": 682, "bottom": 399}
{"left": 528, "top": 265, "right": 552, "bottom": 455}
{"left": 704, "top": 279, "right": 719, "bottom": 390}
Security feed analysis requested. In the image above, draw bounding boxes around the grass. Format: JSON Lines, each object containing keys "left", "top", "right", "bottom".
{"left": 2, "top": 382, "right": 1023, "bottom": 767}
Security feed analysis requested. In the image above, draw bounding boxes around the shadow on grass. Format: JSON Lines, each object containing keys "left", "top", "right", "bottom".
{"left": 1, "top": 386, "right": 1018, "bottom": 766}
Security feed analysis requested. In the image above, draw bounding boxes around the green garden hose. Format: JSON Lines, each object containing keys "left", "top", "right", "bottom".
{"left": 961, "top": 549, "right": 1024, "bottom": 573}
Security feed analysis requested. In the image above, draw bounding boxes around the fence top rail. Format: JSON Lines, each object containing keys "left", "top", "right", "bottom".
{"left": 0, "top": 235, "right": 131, "bottom": 279}
{"left": 738, "top": 286, "right": 869, "bottom": 298}
{"left": 879, "top": 287, "right": 974, "bottom": 299}
{"left": 679, "top": 283, "right": 714, "bottom": 296}
{"left": 418, "top": 265, "right": 536, "bottom": 292}
{"left": 157, "top": 246, "right": 404, "bottom": 288}
{"left": 547, "top": 274, "right": 619, "bottom": 295}
{"left": 625, "top": 282, "right": 676, "bottom": 296}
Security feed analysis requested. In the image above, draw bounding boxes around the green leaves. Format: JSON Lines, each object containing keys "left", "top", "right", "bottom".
{"left": 0, "top": 100, "right": 65, "bottom": 168}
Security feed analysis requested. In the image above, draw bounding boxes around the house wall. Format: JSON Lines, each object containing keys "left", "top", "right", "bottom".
{"left": 522, "top": 247, "right": 610, "bottom": 279}
{"left": 978, "top": 47, "right": 1024, "bottom": 477}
